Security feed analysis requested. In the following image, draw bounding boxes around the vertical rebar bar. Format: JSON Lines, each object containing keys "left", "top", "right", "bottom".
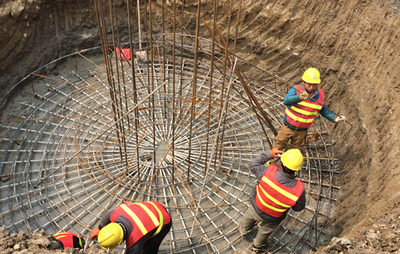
{"left": 188, "top": 0, "right": 202, "bottom": 189}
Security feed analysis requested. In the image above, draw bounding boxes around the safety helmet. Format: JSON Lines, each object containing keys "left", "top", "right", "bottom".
{"left": 98, "top": 223, "right": 124, "bottom": 251}
{"left": 280, "top": 149, "right": 303, "bottom": 171}
{"left": 302, "top": 68, "right": 321, "bottom": 84}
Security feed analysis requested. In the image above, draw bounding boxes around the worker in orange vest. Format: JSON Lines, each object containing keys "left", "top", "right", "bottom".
{"left": 273, "top": 68, "right": 346, "bottom": 150}
{"left": 53, "top": 232, "right": 84, "bottom": 249}
{"left": 90, "top": 200, "right": 171, "bottom": 254}
{"left": 239, "top": 148, "right": 305, "bottom": 252}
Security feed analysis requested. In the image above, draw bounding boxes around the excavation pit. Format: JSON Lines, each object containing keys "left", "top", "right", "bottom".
{"left": 0, "top": 35, "right": 339, "bottom": 253}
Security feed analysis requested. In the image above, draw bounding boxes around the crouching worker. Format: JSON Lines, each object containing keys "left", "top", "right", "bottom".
{"left": 53, "top": 232, "right": 85, "bottom": 249}
{"left": 90, "top": 200, "right": 171, "bottom": 254}
{"left": 239, "top": 148, "right": 305, "bottom": 252}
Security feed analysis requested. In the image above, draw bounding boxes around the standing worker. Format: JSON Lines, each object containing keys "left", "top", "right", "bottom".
{"left": 273, "top": 67, "right": 346, "bottom": 150}
{"left": 90, "top": 200, "right": 171, "bottom": 254}
{"left": 239, "top": 148, "right": 305, "bottom": 252}
{"left": 53, "top": 232, "right": 85, "bottom": 250}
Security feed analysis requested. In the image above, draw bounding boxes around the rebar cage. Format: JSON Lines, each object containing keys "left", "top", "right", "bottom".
{"left": 0, "top": 34, "right": 338, "bottom": 253}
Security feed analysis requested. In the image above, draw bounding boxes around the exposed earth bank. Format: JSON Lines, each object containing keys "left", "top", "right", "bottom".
{"left": 1, "top": 0, "right": 400, "bottom": 253}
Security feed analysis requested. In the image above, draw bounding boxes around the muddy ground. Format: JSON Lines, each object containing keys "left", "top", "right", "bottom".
{"left": 1, "top": 0, "right": 400, "bottom": 253}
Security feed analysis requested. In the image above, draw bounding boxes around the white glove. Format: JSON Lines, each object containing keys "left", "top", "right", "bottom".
{"left": 335, "top": 116, "right": 346, "bottom": 123}
{"left": 299, "top": 90, "right": 308, "bottom": 101}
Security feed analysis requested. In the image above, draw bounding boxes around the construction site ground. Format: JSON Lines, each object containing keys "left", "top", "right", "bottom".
{"left": 1, "top": 0, "right": 400, "bottom": 253}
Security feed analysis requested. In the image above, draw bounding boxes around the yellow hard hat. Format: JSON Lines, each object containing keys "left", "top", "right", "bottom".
{"left": 302, "top": 68, "right": 321, "bottom": 84}
{"left": 281, "top": 149, "right": 303, "bottom": 171}
{"left": 98, "top": 223, "right": 124, "bottom": 251}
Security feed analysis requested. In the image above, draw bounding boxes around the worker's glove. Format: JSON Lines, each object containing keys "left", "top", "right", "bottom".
{"left": 299, "top": 90, "right": 309, "bottom": 101}
{"left": 334, "top": 116, "right": 346, "bottom": 123}
{"left": 90, "top": 227, "right": 100, "bottom": 241}
{"left": 271, "top": 148, "right": 284, "bottom": 158}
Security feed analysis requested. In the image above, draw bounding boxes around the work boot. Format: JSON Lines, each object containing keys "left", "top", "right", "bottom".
{"left": 239, "top": 229, "right": 253, "bottom": 243}
{"left": 252, "top": 243, "right": 269, "bottom": 253}
{"left": 241, "top": 233, "right": 253, "bottom": 243}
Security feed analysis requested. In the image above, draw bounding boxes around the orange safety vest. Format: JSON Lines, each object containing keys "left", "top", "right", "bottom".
{"left": 53, "top": 232, "right": 83, "bottom": 249}
{"left": 110, "top": 201, "right": 171, "bottom": 248}
{"left": 255, "top": 164, "right": 304, "bottom": 218}
{"left": 285, "top": 85, "right": 325, "bottom": 129}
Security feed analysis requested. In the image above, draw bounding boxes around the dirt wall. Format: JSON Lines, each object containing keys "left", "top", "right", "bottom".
{"left": 0, "top": 0, "right": 133, "bottom": 108}
{"left": 1, "top": 0, "right": 400, "bottom": 241}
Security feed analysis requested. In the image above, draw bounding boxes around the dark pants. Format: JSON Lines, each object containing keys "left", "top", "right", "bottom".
{"left": 142, "top": 222, "right": 172, "bottom": 254}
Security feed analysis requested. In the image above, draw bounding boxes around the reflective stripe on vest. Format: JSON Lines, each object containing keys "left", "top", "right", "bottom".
{"left": 255, "top": 175, "right": 295, "bottom": 215}
{"left": 256, "top": 185, "right": 288, "bottom": 213}
{"left": 255, "top": 164, "right": 304, "bottom": 217}
{"left": 257, "top": 183, "right": 291, "bottom": 209}
{"left": 296, "top": 100, "right": 322, "bottom": 110}
{"left": 111, "top": 201, "right": 170, "bottom": 248}
{"left": 135, "top": 203, "right": 160, "bottom": 230}
{"left": 54, "top": 232, "right": 81, "bottom": 248}
{"left": 285, "top": 108, "right": 315, "bottom": 123}
{"left": 261, "top": 176, "right": 300, "bottom": 202}
{"left": 285, "top": 85, "right": 325, "bottom": 129}
{"left": 149, "top": 201, "right": 164, "bottom": 237}
{"left": 120, "top": 203, "right": 160, "bottom": 236}
{"left": 291, "top": 103, "right": 319, "bottom": 115}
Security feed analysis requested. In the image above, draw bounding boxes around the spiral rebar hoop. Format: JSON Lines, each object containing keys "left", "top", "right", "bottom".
{"left": 0, "top": 33, "right": 339, "bottom": 253}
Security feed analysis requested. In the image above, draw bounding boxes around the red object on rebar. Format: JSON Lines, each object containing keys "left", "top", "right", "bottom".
{"left": 116, "top": 47, "right": 131, "bottom": 61}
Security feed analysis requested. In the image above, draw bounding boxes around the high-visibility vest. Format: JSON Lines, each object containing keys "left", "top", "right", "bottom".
{"left": 285, "top": 85, "right": 325, "bottom": 129}
{"left": 255, "top": 164, "right": 304, "bottom": 218}
{"left": 53, "top": 232, "right": 83, "bottom": 249}
{"left": 110, "top": 201, "right": 171, "bottom": 248}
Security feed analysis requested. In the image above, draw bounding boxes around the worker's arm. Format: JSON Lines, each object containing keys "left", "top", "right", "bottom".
{"left": 98, "top": 210, "right": 114, "bottom": 229}
{"left": 90, "top": 210, "right": 114, "bottom": 240}
{"left": 249, "top": 150, "right": 274, "bottom": 180}
{"left": 291, "top": 189, "right": 306, "bottom": 211}
{"left": 115, "top": 216, "right": 133, "bottom": 242}
{"left": 283, "top": 88, "right": 302, "bottom": 106}
{"left": 319, "top": 104, "right": 338, "bottom": 122}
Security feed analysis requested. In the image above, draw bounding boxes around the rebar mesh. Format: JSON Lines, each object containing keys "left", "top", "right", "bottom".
{"left": 0, "top": 35, "right": 339, "bottom": 253}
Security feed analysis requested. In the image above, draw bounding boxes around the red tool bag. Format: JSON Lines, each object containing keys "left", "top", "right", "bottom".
{"left": 116, "top": 47, "right": 131, "bottom": 61}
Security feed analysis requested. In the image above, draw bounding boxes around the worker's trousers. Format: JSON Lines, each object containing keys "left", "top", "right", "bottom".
{"left": 273, "top": 124, "right": 307, "bottom": 150}
{"left": 142, "top": 222, "right": 172, "bottom": 254}
{"left": 239, "top": 205, "right": 281, "bottom": 248}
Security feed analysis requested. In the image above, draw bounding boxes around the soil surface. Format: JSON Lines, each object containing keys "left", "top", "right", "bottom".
{"left": 0, "top": 226, "right": 117, "bottom": 254}
{"left": 1, "top": 0, "right": 400, "bottom": 253}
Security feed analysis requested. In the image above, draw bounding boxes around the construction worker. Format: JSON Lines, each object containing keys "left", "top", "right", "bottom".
{"left": 89, "top": 200, "right": 171, "bottom": 254}
{"left": 273, "top": 67, "right": 346, "bottom": 150}
{"left": 239, "top": 148, "right": 305, "bottom": 252}
{"left": 53, "top": 232, "right": 85, "bottom": 249}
